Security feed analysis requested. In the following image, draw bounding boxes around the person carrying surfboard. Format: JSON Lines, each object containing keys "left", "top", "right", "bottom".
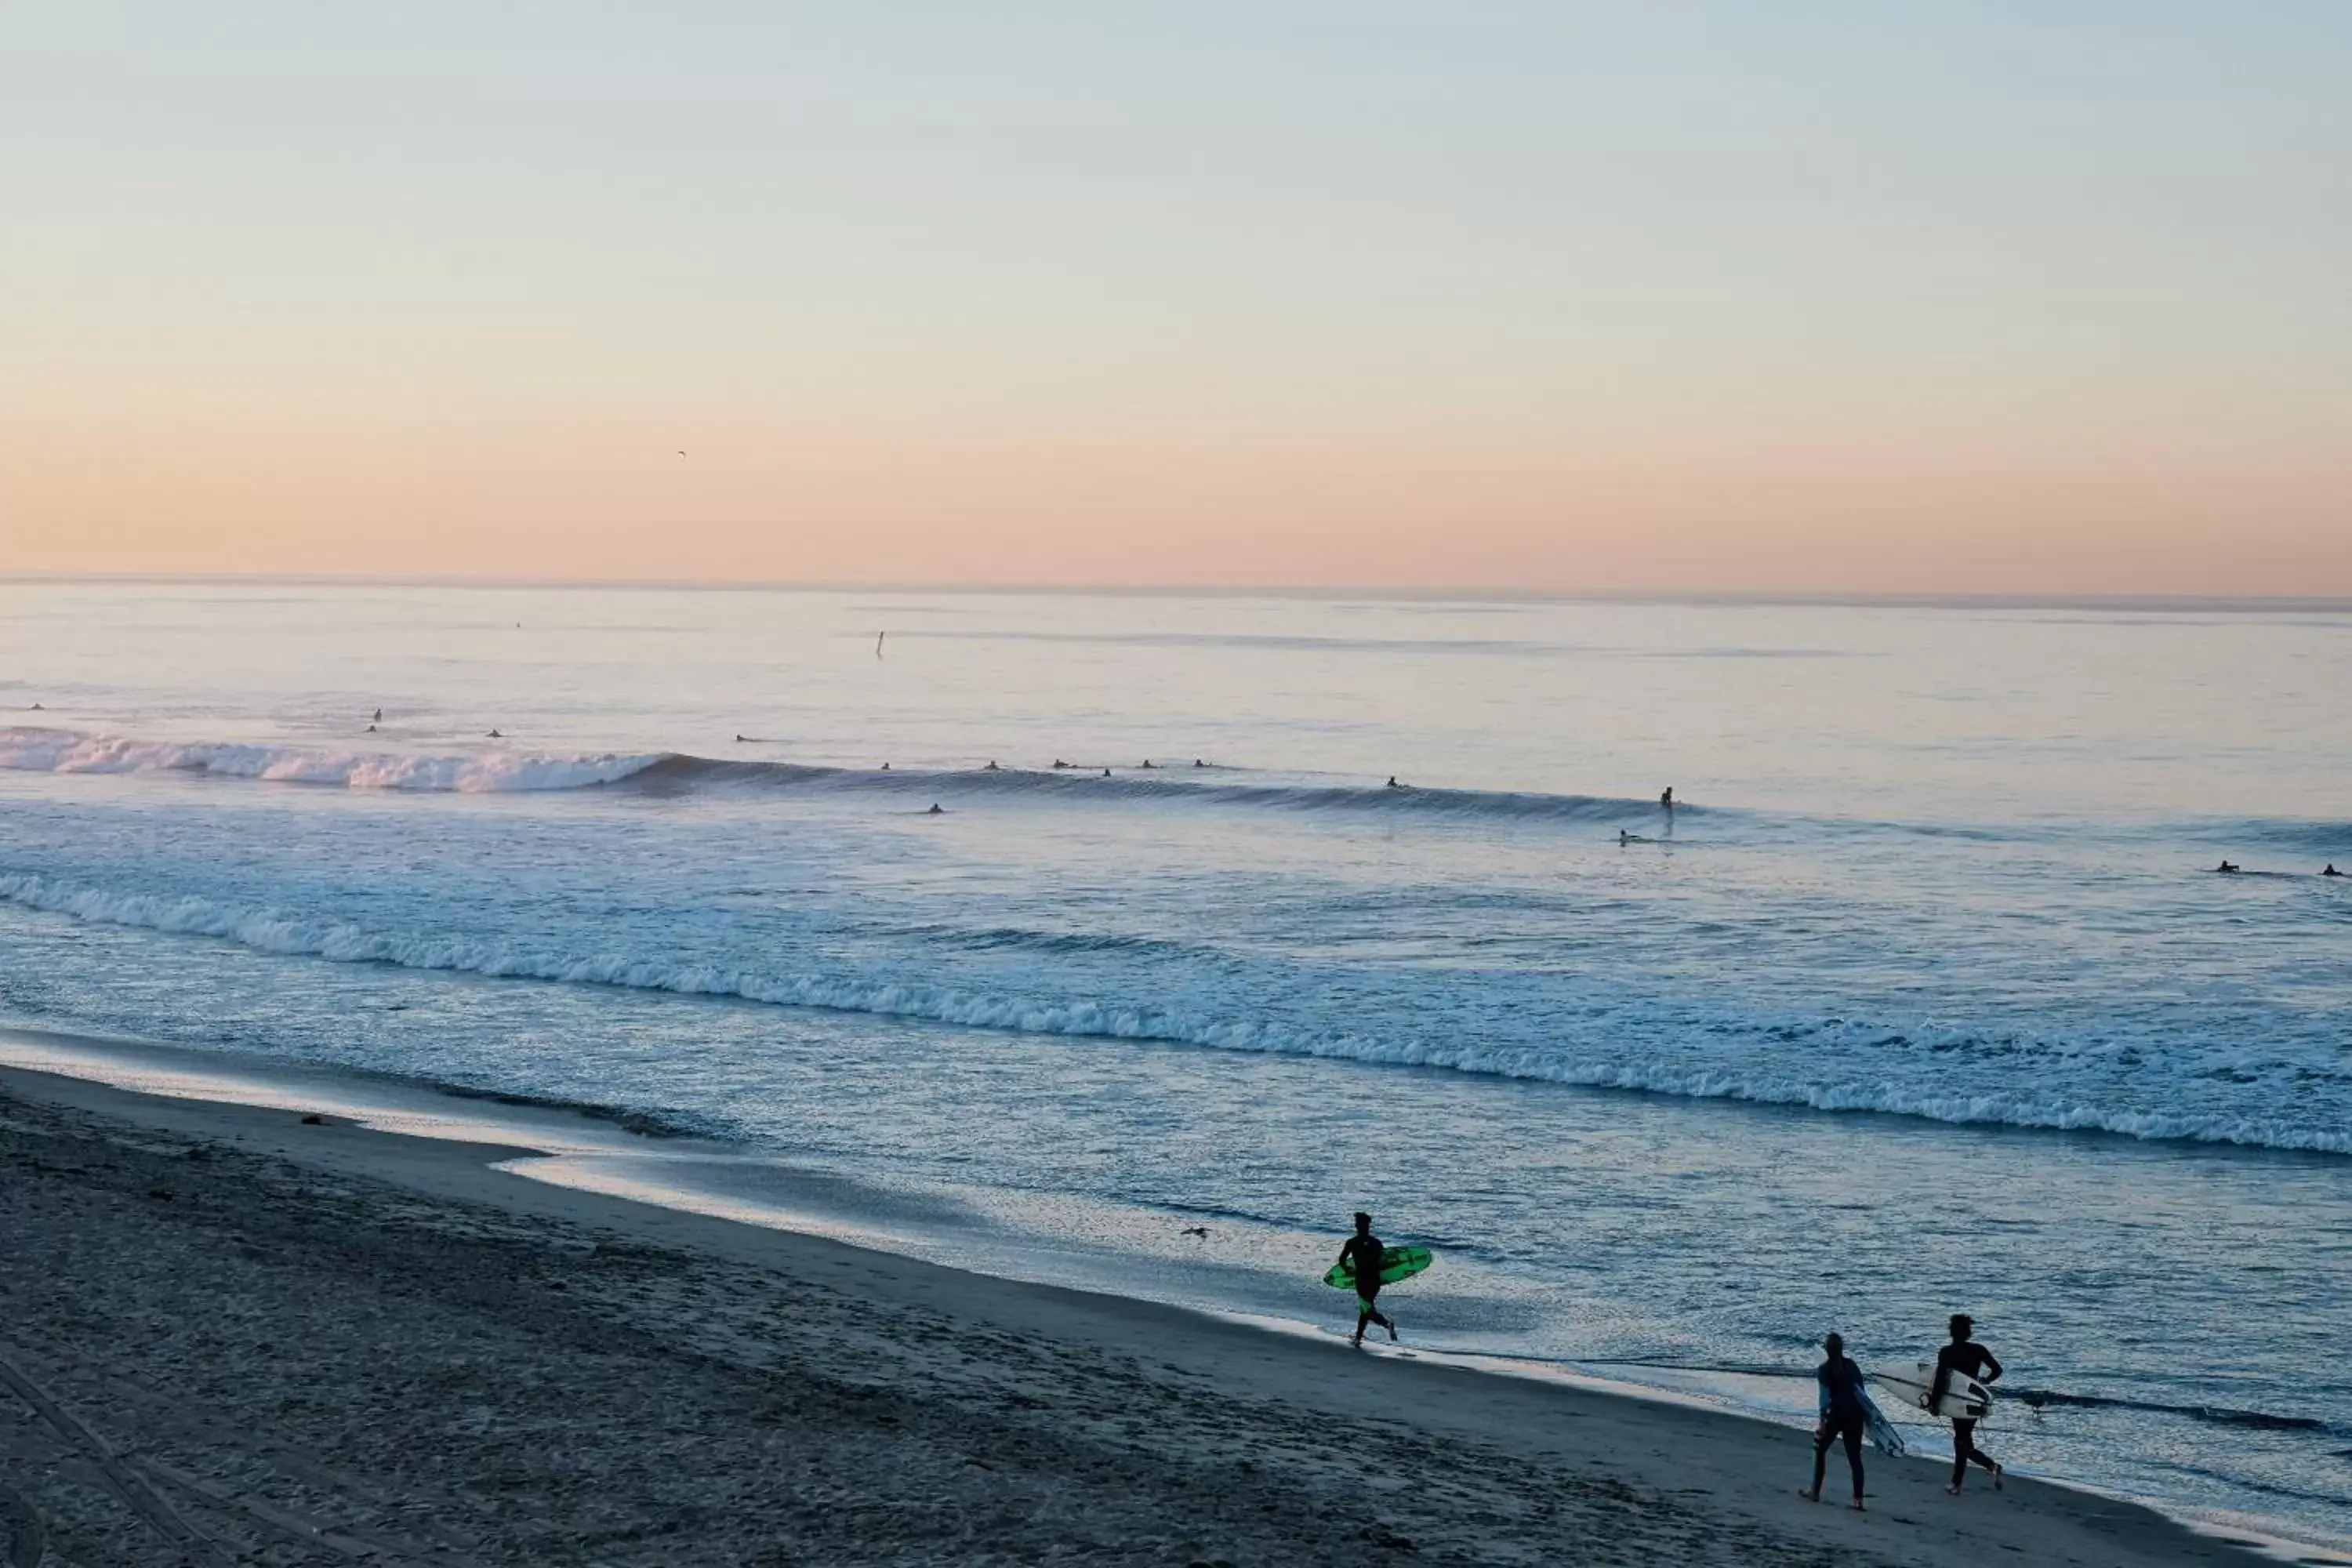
{"left": 1933, "top": 1314, "right": 2004, "bottom": 1494}
{"left": 1338, "top": 1212, "right": 1399, "bottom": 1348}
{"left": 1801, "top": 1332, "right": 1895, "bottom": 1510}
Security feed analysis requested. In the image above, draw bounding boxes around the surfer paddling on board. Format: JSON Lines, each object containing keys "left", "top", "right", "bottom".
{"left": 1934, "top": 1315, "right": 2004, "bottom": 1494}
{"left": 1338, "top": 1212, "right": 1399, "bottom": 1348}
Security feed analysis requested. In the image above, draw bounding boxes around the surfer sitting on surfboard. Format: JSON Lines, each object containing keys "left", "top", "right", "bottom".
{"left": 1338, "top": 1212, "right": 1399, "bottom": 1348}
{"left": 1934, "top": 1314, "right": 2004, "bottom": 1495}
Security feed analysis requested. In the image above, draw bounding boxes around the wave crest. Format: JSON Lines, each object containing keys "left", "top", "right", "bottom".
{"left": 0, "top": 728, "right": 662, "bottom": 793}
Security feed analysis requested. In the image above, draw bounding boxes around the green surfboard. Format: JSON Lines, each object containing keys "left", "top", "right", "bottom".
{"left": 1323, "top": 1244, "right": 1433, "bottom": 1291}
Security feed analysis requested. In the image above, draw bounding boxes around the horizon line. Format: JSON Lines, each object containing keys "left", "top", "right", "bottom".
{"left": 4, "top": 570, "right": 2350, "bottom": 615}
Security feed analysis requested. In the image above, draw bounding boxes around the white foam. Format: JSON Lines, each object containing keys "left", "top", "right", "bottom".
{"left": 0, "top": 728, "right": 661, "bottom": 793}
{"left": 1, "top": 867, "right": 2344, "bottom": 1157}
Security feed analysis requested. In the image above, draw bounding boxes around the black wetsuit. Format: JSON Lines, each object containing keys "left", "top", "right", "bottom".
{"left": 1936, "top": 1341, "right": 2002, "bottom": 1487}
{"left": 1813, "top": 1355, "right": 1869, "bottom": 1499}
{"left": 1341, "top": 1233, "right": 1386, "bottom": 1306}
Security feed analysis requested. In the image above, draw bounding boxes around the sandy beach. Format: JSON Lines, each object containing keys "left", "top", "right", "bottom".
{"left": 0, "top": 1065, "right": 2278, "bottom": 1567}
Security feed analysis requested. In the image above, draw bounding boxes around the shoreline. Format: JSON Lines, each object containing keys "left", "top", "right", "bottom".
{"left": 0, "top": 1053, "right": 2296, "bottom": 1566}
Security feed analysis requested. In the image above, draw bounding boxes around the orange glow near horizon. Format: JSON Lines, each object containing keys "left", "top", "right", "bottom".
{"left": 12, "top": 412, "right": 2348, "bottom": 595}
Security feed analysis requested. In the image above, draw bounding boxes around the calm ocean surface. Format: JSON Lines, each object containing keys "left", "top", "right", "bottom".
{"left": 2, "top": 582, "right": 2347, "bottom": 1547}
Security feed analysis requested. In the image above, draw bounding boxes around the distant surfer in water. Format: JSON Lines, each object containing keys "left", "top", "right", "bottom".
{"left": 1338, "top": 1212, "right": 1398, "bottom": 1348}
{"left": 985, "top": 760, "right": 1000, "bottom": 771}
{"left": 2325, "top": 864, "right": 2343, "bottom": 877}
{"left": 1802, "top": 1333, "right": 1875, "bottom": 1510}
{"left": 1385, "top": 776, "right": 1402, "bottom": 789}
{"left": 1661, "top": 787, "right": 1674, "bottom": 808}
{"left": 1933, "top": 1314, "right": 2003, "bottom": 1495}
{"left": 925, "top": 804, "right": 943, "bottom": 815}
{"left": 2216, "top": 860, "right": 2240, "bottom": 874}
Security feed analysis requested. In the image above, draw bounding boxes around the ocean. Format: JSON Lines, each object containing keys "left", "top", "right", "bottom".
{"left": 2, "top": 580, "right": 2347, "bottom": 1549}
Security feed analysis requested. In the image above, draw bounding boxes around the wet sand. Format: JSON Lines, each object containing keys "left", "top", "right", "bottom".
{"left": 0, "top": 1065, "right": 2271, "bottom": 1566}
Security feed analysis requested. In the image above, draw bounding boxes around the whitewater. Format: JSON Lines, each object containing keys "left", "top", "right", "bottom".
{"left": 1, "top": 581, "right": 2347, "bottom": 1548}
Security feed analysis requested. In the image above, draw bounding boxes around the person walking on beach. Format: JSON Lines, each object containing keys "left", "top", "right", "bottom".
{"left": 1338, "top": 1212, "right": 1398, "bottom": 1348}
{"left": 1800, "top": 1333, "right": 1883, "bottom": 1510}
{"left": 1933, "top": 1314, "right": 2004, "bottom": 1495}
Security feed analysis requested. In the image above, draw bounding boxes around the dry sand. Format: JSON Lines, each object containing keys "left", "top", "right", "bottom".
{"left": 0, "top": 1065, "right": 2275, "bottom": 1566}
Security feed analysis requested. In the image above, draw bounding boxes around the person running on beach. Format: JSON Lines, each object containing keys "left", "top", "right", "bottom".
{"left": 1933, "top": 1314, "right": 2003, "bottom": 1494}
{"left": 1801, "top": 1333, "right": 1878, "bottom": 1510}
{"left": 1338, "top": 1212, "right": 1398, "bottom": 1348}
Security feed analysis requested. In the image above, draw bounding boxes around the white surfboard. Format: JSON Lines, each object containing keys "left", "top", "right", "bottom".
{"left": 1871, "top": 1361, "right": 1993, "bottom": 1421}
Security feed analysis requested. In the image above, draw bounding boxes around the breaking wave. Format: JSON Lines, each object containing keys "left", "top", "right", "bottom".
{"left": 0, "top": 728, "right": 660, "bottom": 793}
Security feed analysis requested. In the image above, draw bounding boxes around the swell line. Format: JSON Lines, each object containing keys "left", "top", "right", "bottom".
{"left": 16, "top": 728, "right": 2346, "bottom": 855}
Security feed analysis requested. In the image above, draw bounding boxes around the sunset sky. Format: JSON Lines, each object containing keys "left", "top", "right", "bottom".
{"left": 5, "top": 4, "right": 2349, "bottom": 594}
